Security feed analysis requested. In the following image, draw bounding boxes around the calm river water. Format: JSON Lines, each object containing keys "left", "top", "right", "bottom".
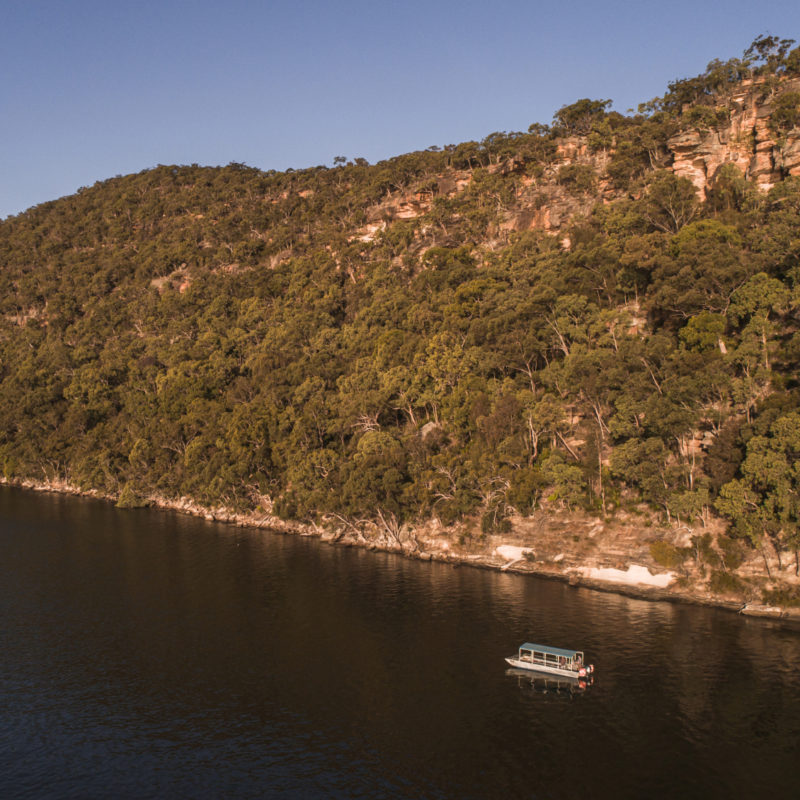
{"left": 1, "top": 486, "right": 799, "bottom": 799}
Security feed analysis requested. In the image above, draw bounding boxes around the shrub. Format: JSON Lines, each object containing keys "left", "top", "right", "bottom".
{"left": 762, "top": 586, "right": 800, "bottom": 607}
{"left": 709, "top": 570, "right": 747, "bottom": 596}
{"left": 116, "top": 483, "right": 147, "bottom": 509}
{"left": 683, "top": 105, "right": 729, "bottom": 131}
{"left": 274, "top": 492, "right": 298, "bottom": 520}
{"left": 693, "top": 532, "right": 721, "bottom": 567}
{"left": 481, "top": 510, "right": 511, "bottom": 534}
{"left": 717, "top": 535, "right": 746, "bottom": 570}
{"left": 506, "top": 466, "right": 544, "bottom": 515}
{"left": 649, "top": 540, "right": 686, "bottom": 569}
{"left": 556, "top": 164, "right": 597, "bottom": 196}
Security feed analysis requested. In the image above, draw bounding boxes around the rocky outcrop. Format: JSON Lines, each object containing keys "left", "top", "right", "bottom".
{"left": 667, "top": 77, "right": 800, "bottom": 195}
{"left": 363, "top": 173, "right": 471, "bottom": 227}
{"left": 356, "top": 77, "right": 800, "bottom": 242}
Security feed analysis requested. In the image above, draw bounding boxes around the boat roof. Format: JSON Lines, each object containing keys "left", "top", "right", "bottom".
{"left": 520, "top": 642, "right": 582, "bottom": 659}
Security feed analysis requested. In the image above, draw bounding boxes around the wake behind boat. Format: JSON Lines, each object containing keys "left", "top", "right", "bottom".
{"left": 505, "top": 642, "right": 595, "bottom": 679}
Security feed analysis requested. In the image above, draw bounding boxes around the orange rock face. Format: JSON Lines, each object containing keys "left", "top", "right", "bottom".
{"left": 360, "top": 77, "right": 800, "bottom": 240}
{"left": 667, "top": 76, "right": 800, "bottom": 196}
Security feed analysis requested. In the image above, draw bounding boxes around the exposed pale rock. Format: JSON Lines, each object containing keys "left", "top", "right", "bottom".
{"left": 356, "top": 221, "right": 386, "bottom": 242}
{"left": 365, "top": 77, "right": 800, "bottom": 239}
{"left": 495, "top": 545, "right": 533, "bottom": 561}
{"left": 740, "top": 604, "right": 783, "bottom": 618}
{"left": 579, "top": 564, "right": 675, "bottom": 588}
{"left": 668, "top": 76, "right": 800, "bottom": 197}
{"left": 669, "top": 130, "right": 708, "bottom": 191}
{"left": 420, "top": 421, "right": 443, "bottom": 441}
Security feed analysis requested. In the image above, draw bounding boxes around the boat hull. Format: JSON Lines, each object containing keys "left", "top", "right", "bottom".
{"left": 504, "top": 657, "right": 584, "bottom": 679}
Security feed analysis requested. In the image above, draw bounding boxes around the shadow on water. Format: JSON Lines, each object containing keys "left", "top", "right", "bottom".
{"left": 1, "top": 485, "right": 799, "bottom": 799}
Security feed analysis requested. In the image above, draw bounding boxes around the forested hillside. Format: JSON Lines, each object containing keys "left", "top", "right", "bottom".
{"left": 1, "top": 36, "right": 799, "bottom": 589}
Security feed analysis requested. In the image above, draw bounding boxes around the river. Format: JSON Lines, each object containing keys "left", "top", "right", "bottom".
{"left": 1, "top": 486, "right": 799, "bottom": 798}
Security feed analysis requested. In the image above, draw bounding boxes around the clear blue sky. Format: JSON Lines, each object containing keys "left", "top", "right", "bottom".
{"left": 2, "top": 0, "right": 798, "bottom": 219}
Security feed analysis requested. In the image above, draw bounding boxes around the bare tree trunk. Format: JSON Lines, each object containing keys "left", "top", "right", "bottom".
{"left": 556, "top": 431, "right": 580, "bottom": 461}
{"left": 597, "top": 431, "right": 606, "bottom": 517}
{"left": 760, "top": 542, "right": 773, "bottom": 580}
{"left": 376, "top": 508, "right": 401, "bottom": 545}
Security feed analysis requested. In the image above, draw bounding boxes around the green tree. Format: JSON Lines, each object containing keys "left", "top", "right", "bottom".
{"left": 553, "top": 99, "right": 612, "bottom": 135}
{"left": 643, "top": 172, "right": 699, "bottom": 234}
{"left": 717, "top": 412, "right": 800, "bottom": 576}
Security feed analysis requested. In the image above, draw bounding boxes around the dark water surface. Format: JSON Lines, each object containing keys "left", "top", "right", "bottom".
{"left": 1, "top": 486, "right": 799, "bottom": 799}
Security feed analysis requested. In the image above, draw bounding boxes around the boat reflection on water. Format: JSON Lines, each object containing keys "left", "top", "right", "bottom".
{"left": 505, "top": 667, "right": 594, "bottom": 697}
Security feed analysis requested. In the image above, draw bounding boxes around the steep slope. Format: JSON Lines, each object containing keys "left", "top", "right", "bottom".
{"left": 1, "top": 37, "right": 800, "bottom": 608}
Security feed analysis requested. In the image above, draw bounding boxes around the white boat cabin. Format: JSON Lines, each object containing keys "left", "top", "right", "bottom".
{"left": 506, "top": 642, "right": 591, "bottom": 677}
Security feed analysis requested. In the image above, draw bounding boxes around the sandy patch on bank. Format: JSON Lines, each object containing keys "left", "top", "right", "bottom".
{"left": 578, "top": 564, "right": 675, "bottom": 588}
{"left": 495, "top": 545, "right": 533, "bottom": 561}
{"left": 494, "top": 544, "right": 535, "bottom": 570}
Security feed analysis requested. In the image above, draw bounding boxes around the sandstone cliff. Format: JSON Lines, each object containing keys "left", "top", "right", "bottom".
{"left": 360, "top": 76, "right": 800, "bottom": 241}
{"left": 668, "top": 76, "right": 800, "bottom": 194}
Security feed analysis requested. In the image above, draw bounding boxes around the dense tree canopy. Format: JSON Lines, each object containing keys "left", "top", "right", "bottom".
{"left": 0, "top": 37, "right": 799, "bottom": 564}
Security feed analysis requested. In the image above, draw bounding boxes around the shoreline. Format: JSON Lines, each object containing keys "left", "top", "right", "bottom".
{"left": 3, "top": 476, "right": 799, "bottom": 627}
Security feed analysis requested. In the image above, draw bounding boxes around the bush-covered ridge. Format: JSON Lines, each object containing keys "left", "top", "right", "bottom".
{"left": 1, "top": 36, "right": 799, "bottom": 572}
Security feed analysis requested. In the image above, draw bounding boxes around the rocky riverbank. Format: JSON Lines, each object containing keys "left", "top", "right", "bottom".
{"left": 3, "top": 476, "right": 799, "bottom": 626}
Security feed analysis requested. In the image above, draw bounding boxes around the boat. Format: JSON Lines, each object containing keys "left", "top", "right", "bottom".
{"left": 505, "top": 642, "right": 594, "bottom": 678}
